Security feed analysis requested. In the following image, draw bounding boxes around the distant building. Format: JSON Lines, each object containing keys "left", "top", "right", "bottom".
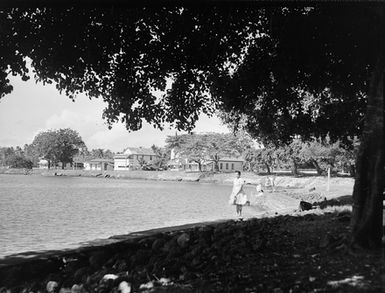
{"left": 183, "top": 159, "right": 215, "bottom": 172}
{"left": 167, "top": 158, "right": 184, "bottom": 171}
{"left": 38, "top": 159, "right": 49, "bottom": 169}
{"left": 217, "top": 157, "right": 244, "bottom": 172}
{"left": 38, "top": 159, "right": 75, "bottom": 169}
{"left": 72, "top": 158, "right": 85, "bottom": 170}
{"left": 168, "top": 156, "right": 243, "bottom": 172}
{"left": 114, "top": 147, "right": 159, "bottom": 170}
{"left": 185, "top": 157, "right": 244, "bottom": 172}
{"left": 84, "top": 158, "right": 114, "bottom": 171}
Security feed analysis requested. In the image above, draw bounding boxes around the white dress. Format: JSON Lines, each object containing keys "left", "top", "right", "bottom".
{"left": 229, "top": 178, "right": 248, "bottom": 205}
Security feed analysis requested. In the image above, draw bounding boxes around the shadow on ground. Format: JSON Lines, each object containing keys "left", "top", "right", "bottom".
{"left": 315, "top": 195, "right": 353, "bottom": 209}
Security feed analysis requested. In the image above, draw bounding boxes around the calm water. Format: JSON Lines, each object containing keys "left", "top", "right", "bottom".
{"left": 0, "top": 174, "right": 262, "bottom": 258}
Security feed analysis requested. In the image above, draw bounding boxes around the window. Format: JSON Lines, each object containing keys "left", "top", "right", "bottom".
{"left": 220, "top": 163, "right": 223, "bottom": 169}
{"left": 231, "top": 163, "right": 234, "bottom": 170}
{"left": 226, "top": 163, "right": 229, "bottom": 170}
{"left": 150, "top": 155, "right": 152, "bottom": 160}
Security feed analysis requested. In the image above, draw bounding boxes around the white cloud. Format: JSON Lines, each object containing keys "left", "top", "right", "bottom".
{"left": 0, "top": 73, "right": 230, "bottom": 150}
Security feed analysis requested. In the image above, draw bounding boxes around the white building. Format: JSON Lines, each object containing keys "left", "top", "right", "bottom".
{"left": 38, "top": 159, "right": 49, "bottom": 169}
{"left": 84, "top": 159, "right": 114, "bottom": 171}
{"left": 114, "top": 147, "right": 159, "bottom": 170}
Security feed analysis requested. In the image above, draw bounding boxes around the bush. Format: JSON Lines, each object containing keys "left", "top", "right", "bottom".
{"left": 6, "top": 155, "right": 33, "bottom": 169}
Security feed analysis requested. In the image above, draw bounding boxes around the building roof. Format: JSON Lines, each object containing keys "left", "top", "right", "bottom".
{"left": 123, "top": 147, "right": 157, "bottom": 156}
{"left": 219, "top": 157, "right": 244, "bottom": 162}
{"left": 86, "top": 158, "right": 114, "bottom": 163}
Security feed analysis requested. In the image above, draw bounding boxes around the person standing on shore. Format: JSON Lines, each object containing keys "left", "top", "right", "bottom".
{"left": 229, "top": 171, "right": 247, "bottom": 218}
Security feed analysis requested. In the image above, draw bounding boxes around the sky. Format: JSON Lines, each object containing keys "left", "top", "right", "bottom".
{"left": 0, "top": 74, "right": 229, "bottom": 152}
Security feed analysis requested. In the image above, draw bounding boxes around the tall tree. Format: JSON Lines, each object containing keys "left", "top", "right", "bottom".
{"left": 151, "top": 144, "right": 169, "bottom": 169}
{"left": 0, "top": 5, "right": 383, "bottom": 249}
{"left": 30, "top": 128, "right": 85, "bottom": 169}
{"left": 6, "top": 155, "right": 33, "bottom": 169}
{"left": 0, "top": 147, "right": 15, "bottom": 167}
{"left": 30, "top": 130, "right": 58, "bottom": 168}
{"left": 254, "top": 144, "right": 278, "bottom": 174}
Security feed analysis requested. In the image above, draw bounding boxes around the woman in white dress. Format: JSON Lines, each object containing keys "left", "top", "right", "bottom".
{"left": 229, "top": 171, "right": 247, "bottom": 217}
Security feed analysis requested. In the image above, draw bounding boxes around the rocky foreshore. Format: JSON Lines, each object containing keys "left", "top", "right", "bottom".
{"left": 0, "top": 205, "right": 382, "bottom": 293}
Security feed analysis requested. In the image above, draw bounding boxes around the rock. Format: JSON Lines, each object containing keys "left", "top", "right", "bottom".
{"left": 177, "top": 233, "right": 190, "bottom": 248}
{"left": 138, "top": 238, "right": 152, "bottom": 248}
{"left": 158, "top": 278, "right": 171, "bottom": 286}
{"left": 89, "top": 252, "right": 109, "bottom": 269}
{"left": 102, "top": 274, "right": 118, "bottom": 280}
{"left": 46, "top": 281, "right": 59, "bottom": 293}
{"left": 112, "top": 259, "right": 128, "bottom": 271}
{"left": 151, "top": 238, "right": 165, "bottom": 251}
{"left": 118, "top": 281, "right": 131, "bottom": 293}
{"left": 70, "top": 284, "right": 82, "bottom": 293}
{"left": 309, "top": 187, "right": 316, "bottom": 192}
{"left": 299, "top": 201, "right": 313, "bottom": 211}
{"left": 73, "top": 267, "right": 89, "bottom": 283}
{"left": 139, "top": 281, "right": 154, "bottom": 290}
{"left": 162, "top": 238, "right": 178, "bottom": 252}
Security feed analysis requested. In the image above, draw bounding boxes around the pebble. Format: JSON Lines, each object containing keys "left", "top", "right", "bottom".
{"left": 158, "top": 278, "right": 171, "bottom": 285}
{"left": 177, "top": 233, "right": 190, "bottom": 248}
{"left": 46, "top": 281, "right": 59, "bottom": 293}
{"left": 70, "top": 285, "right": 82, "bottom": 293}
{"left": 118, "top": 282, "right": 131, "bottom": 293}
{"left": 102, "top": 274, "right": 118, "bottom": 281}
{"left": 139, "top": 281, "right": 154, "bottom": 290}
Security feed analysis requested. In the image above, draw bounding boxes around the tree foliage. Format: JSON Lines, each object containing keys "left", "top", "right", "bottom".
{"left": 0, "top": 6, "right": 380, "bottom": 143}
{"left": 5, "top": 154, "right": 33, "bottom": 169}
{"left": 30, "top": 128, "right": 85, "bottom": 168}
{"left": 165, "top": 132, "right": 252, "bottom": 171}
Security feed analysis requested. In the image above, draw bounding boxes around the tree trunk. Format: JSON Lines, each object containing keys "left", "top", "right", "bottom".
{"left": 291, "top": 159, "right": 299, "bottom": 176}
{"left": 48, "top": 160, "right": 51, "bottom": 169}
{"left": 214, "top": 160, "right": 219, "bottom": 172}
{"left": 311, "top": 159, "right": 324, "bottom": 175}
{"left": 349, "top": 164, "right": 356, "bottom": 177}
{"left": 351, "top": 52, "right": 384, "bottom": 249}
{"left": 264, "top": 163, "right": 271, "bottom": 174}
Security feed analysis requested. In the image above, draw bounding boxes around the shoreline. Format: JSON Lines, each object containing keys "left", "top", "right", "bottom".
{"left": 0, "top": 170, "right": 356, "bottom": 291}
{"left": 1, "top": 204, "right": 367, "bottom": 292}
{"left": 0, "top": 170, "right": 355, "bottom": 261}
{"left": 0, "top": 167, "right": 354, "bottom": 186}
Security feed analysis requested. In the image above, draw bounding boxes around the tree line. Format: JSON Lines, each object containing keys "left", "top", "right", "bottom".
{"left": 0, "top": 128, "right": 115, "bottom": 169}
{"left": 163, "top": 132, "right": 358, "bottom": 176}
